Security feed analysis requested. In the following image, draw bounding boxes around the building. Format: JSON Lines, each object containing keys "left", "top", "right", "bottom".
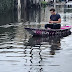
{"left": 66, "top": 0, "right": 72, "bottom": 7}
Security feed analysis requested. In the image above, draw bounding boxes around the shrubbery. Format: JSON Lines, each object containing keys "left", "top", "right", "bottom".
{"left": 41, "top": 1, "right": 48, "bottom": 5}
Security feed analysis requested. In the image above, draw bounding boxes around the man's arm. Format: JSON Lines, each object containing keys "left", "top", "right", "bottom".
{"left": 49, "top": 18, "right": 61, "bottom": 23}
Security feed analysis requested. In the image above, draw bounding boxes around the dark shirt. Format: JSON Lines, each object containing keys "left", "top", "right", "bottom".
{"left": 50, "top": 13, "right": 61, "bottom": 21}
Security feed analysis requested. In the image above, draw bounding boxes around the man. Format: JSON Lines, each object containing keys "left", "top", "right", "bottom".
{"left": 45, "top": 8, "right": 61, "bottom": 29}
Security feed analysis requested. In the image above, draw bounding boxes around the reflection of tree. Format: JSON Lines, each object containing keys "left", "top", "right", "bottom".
{"left": 0, "top": 11, "right": 15, "bottom": 25}
{"left": 24, "top": 36, "right": 61, "bottom": 72}
{"left": 25, "top": 36, "right": 61, "bottom": 52}
{"left": 49, "top": 36, "right": 61, "bottom": 55}
{"left": 0, "top": 26, "right": 15, "bottom": 41}
{"left": 25, "top": 8, "right": 41, "bottom": 23}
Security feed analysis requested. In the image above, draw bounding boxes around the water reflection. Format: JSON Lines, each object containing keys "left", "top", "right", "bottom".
{"left": 0, "top": 4, "right": 72, "bottom": 72}
{"left": 1, "top": 5, "right": 72, "bottom": 26}
{"left": 25, "top": 36, "right": 61, "bottom": 55}
{"left": 0, "top": 26, "right": 16, "bottom": 43}
{"left": 24, "top": 36, "right": 61, "bottom": 72}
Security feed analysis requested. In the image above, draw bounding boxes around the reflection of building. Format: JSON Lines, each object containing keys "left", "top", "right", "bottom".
{"left": 41, "top": 7, "right": 50, "bottom": 22}
{"left": 41, "top": 0, "right": 70, "bottom": 2}
{"left": 0, "top": 0, "right": 14, "bottom": 12}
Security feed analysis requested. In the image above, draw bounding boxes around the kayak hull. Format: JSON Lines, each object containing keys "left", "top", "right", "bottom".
{"left": 25, "top": 26, "right": 71, "bottom": 36}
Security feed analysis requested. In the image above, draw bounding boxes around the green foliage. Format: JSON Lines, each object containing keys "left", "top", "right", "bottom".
{"left": 41, "top": 1, "right": 47, "bottom": 5}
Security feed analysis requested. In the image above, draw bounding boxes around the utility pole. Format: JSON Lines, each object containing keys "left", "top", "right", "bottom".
{"left": 54, "top": 0, "right": 56, "bottom": 9}
{"left": 54, "top": 0, "right": 56, "bottom": 4}
{"left": 18, "top": 0, "right": 21, "bottom": 22}
{"left": 18, "top": 0, "right": 21, "bottom": 10}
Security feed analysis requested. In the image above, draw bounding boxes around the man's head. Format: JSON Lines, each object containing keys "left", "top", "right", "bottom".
{"left": 50, "top": 8, "right": 56, "bottom": 15}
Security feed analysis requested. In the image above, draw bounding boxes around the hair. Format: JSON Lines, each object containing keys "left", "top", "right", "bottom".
{"left": 50, "top": 8, "right": 55, "bottom": 12}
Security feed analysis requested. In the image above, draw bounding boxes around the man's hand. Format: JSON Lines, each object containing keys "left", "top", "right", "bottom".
{"left": 49, "top": 21, "right": 53, "bottom": 23}
{"left": 49, "top": 18, "right": 61, "bottom": 24}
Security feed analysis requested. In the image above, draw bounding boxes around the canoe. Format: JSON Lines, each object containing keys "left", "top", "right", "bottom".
{"left": 25, "top": 26, "right": 72, "bottom": 36}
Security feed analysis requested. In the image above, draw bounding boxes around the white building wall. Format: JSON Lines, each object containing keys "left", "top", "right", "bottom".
{"left": 45, "top": 0, "right": 48, "bottom": 2}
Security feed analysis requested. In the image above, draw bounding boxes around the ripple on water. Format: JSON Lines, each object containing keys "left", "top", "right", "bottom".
{"left": 1, "top": 6, "right": 72, "bottom": 72}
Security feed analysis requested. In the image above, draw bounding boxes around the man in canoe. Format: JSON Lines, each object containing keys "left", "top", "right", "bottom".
{"left": 45, "top": 8, "right": 61, "bottom": 29}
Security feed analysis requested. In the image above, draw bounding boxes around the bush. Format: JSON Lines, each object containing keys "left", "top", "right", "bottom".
{"left": 41, "top": 1, "right": 47, "bottom": 5}
{"left": 41, "top": 1, "right": 47, "bottom": 4}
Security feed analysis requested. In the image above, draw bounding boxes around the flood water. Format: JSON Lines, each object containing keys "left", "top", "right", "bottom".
{"left": 0, "top": 5, "right": 72, "bottom": 72}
